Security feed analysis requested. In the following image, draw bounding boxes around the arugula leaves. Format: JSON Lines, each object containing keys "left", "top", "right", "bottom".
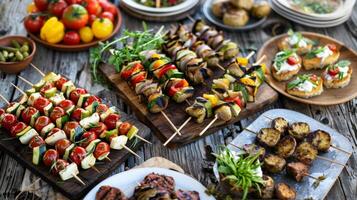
{"left": 305, "top": 46, "right": 325, "bottom": 59}
{"left": 287, "top": 74, "right": 314, "bottom": 89}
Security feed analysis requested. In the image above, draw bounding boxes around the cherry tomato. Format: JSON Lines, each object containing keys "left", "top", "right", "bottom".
{"left": 327, "top": 44, "right": 337, "bottom": 52}
{"left": 0, "top": 108, "right": 5, "bottom": 116}
{"left": 89, "top": 122, "right": 107, "bottom": 137}
{"left": 63, "top": 31, "right": 81, "bottom": 45}
{"left": 33, "top": 97, "right": 51, "bottom": 113}
{"left": 55, "top": 77, "right": 68, "bottom": 90}
{"left": 34, "top": 0, "right": 49, "bottom": 11}
{"left": 118, "top": 122, "right": 131, "bottom": 135}
{"left": 83, "top": 95, "right": 101, "bottom": 107}
{"left": 310, "top": 74, "right": 318, "bottom": 82}
{"left": 43, "top": 149, "right": 59, "bottom": 167}
{"left": 82, "top": 0, "right": 101, "bottom": 15}
{"left": 80, "top": 131, "right": 97, "bottom": 147}
{"left": 48, "top": 0, "right": 68, "bottom": 18}
{"left": 62, "top": 4, "right": 89, "bottom": 30}
{"left": 71, "top": 108, "right": 85, "bottom": 121}
{"left": 59, "top": 100, "right": 74, "bottom": 112}
{"left": 96, "top": 104, "right": 108, "bottom": 114}
{"left": 103, "top": 2, "right": 117, "bottom": 15}
{"left": 69, "top": 88, "right": 87, "bottom": 104}
{"left": 24, "top": 16, "right": 45, "bottom": 33}
{"left": 51, "top": 159, "right": 69, "bottom": 175}
{"left": 100, "top": 11, "right": 114, "bottom": 22}
{"left": 1, "top": 114, "right": 17, "bottom": 131}
{"left": 328, "top": 67, "right": 339, "bottom": 76}
{"left": 39, "top": 82, "right": 55, "bottom": 96}
{"left": 63, "top": 121, "right": 79, "bottom": 137}
{"left": 65, "top": 0, "right": 82, "bottom": 5}
{"left": 50, "top": 107, "right": 65, "bottom": 122}
{"left": 55, "top": 138, "right": 72, "bottom": 156}
{"left": 70, "top": 146, "right": 86, "bottom": 165}
{"left": 98, "top": 0, "right": 109, "bottom": 9}
{"left": 34, "top": 116, "right": 51, "bottom": 132}
{"left": 29, "top": 135, "right": 45, "bottom": 149}
{"left": 287, "top": 56, "right": 298, "bottom": 65}
{"left": 47, "top": 128, "right": 61, "bottom": 138}
{"left": 104, "top": 113, "right": 120, "bottom": 130}
{"left": 88, "top": 14, "right": 97, "bottom": 25}
{"left": 10, "top": 122, "right": 27, "bottom": 138}
{"left": 93, "top": 142, "right": 110, "bottom": 159}
{"left": 21, "top": 107, "right": 38, "bottom": 125}
{"left": 27, "top": 2, "right": 39, "bottom": 13}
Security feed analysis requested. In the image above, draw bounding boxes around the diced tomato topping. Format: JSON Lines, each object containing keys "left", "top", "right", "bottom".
{"left": 328, "top": 68, "right": 339, "bottom": 76}
{"left": 327, "top": 44, "right": 337, "bottom": 52}
{"left": 287, "top": 56, "right": 298, "bottom": 65}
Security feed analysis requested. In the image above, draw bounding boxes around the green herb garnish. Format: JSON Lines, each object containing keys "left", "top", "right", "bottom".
{"left": 335, "top": 60, "right": 351, "bottom": 68}
{"left": 305, "top": 46, "right": 325, "bottom": 59}
{"left": 287, "top": 74, "right": 316, "bottom": 89}
{"left": 274, "top": 50, "right": 294, "bottom": 70}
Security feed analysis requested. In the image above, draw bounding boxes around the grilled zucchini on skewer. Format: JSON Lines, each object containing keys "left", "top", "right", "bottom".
{"left": 263, "top": 154, "right": 286, "bottom": 173}
{"left": 275, "top": 135, "right": 297, "bottom": 158}
{"left": 307, "top": 129, "right": 331, "bottom": 152}
{"left": 275, "top": 183, "right": 296, "bottom": 200}
{"left": 303, "top": 44, "right": 340, "bottom": 70}
{"left": 295, "top": 141, "right": 318, "bottom": 165}
{"left": 257, "top": 128, "right": 281, "bottom": 147}
{"left": 272, "top": 117, "right": 289, "bottom": 133}
{"left": 288, "top": 122, "right": 310, "bottom": 140}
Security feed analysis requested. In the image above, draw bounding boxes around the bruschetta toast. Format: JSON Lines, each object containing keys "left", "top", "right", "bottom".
{"left": 322, "top": 60, "right": 352, "bottom": 88}
{"left": 272, "top": 50, "right": 302, "bottom": 81}
{"left": 286, "top": 74, "right": 323, "bottom": 98}
{"left": 303, "top": 44, "right": 340, "bottom": 70}
{"left": 278, "top": 30, "right": 313, "bottom": 55}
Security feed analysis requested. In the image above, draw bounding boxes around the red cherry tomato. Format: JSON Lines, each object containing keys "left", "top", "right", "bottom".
{"left": 104, "top": 113, "right": 120, "bottom": 130}
{"left": 24, "top": 16, "right": 45, "bottom": 33}
{"left": 65, "top": 0, "right": 82, "bottom": 4}
{"left": 100, "top": 11, "right": 114, "bottom": 22}
{"left": 98, "top": 0, "right": 109, "bottom": 9}
{"left": 89, "top": 122, "right": 107, "bottom": 137}
{"left": 94, "top": 142, "right": 110, "bottom": 159}
{"left": 80, "top": 131, "right": 97, "bottom": 147}
{"left": 310, "top": 74, "right": 318, "bottom": 82}
{"left": 118, "top": 122, "right": 131, "bottom": 135}
{"left": 83, "top": 95, "right": 101, "bottom": 107}
{"left": 63, "top": 31, "right": 81, "bottom": 45}
{"left": 34, "top": 116, "right": 51, "bottom": 133}
{"left": 48, "top": 0, "right": 68, "bottom": 18}
{"left": 10, "top": 122, "right": 27, "bottom": 137}
{"left": 43, "top": 149, "right": 59, "bottom": 167}
{"left": 69, "top": 88, "right": 87, "bottom": 104}
{"left": 103, "top": 2, "right": 117, "bottom": 15}
{"left": 1, "top": 114, "right": 17, "bottom": 131}
{"left": 59, "top": 99, "right": 74, "bottom": 111}
{"left": 71, "top": 108, "right": 85, "bottom": 121}
{"left": 96, "top": 104, "right": 108, "bottom": 114}
{"left": 50, "top": 107, "right": 65, "bottom": 122}
{"left": 29, "top": 135, "right": 45, "bottom": 149}
{"left": 70, "top": 146, "right": 86, "bottom": 165}
{"left": 63, "top": 121, "right": 79, "bottom": 137}
{"left": 82, "top": 0, "right": 101, "bottom": 15}
{"left": 327, "top": 44, "right": 337, "bottom": 52}
{"left": 21, "top": 107, "right": 38, "bottom": 125}
{"left": 34, "top": 0, "right": 49, "bottom": 11}
{"left": 328, "top": 67, "right": 339, "bottom": 76}
{"left": 287, "top": 56, "right": 298, "bottom": 65}
{"left": 55, "top": 77, "right": 68, "bottom": 90}
{"left": 51, "top": 159, "right": 69, "bottom": 175}
{"left": 55, "top": 138, "right": 72, "bottom": 156}
{"left": 62, "top": 4, "right": 89, "bottom": 30}
{"left": 39, "top": 82, "right": 55, "bottom": 96}
{"left": 33, "top": 97, "right": 51, "bottom": 113}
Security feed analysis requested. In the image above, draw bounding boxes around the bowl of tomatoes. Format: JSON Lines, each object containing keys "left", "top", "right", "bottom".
{"left": 24, "top": 0, "right": 122, "bottom": 51}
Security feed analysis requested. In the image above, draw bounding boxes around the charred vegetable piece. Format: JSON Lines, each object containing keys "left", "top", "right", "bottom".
{"left": 257, "top": 175, "right": 275, "bottom": 199}
{"left": 275, "top": 183, "right": 296, "bottom": 200}
{"left": 295, "top": 141, "right": 318, "bottom": 165}
{"left": 286, "top": 162, "right": 309, "bottom": 182}
{"left": 272, "top": 117, "right": 289, "bottom": 133}
{"left": 263, "top": 154, "right": 286, "bottom": 173}
{"left": 243, "top": 144, "right": 266, "bottom": 160}
{"left": 307, "top": 129, "right": 331, "bottom": 152}
{"left": 275, "top": 135, "right": 297, "bottom": 158}
{"left": 257, "top": 128, "right": 281, "bottom": 147}
{"left": 288, "top": 122, "right": 310, "bottom": 140}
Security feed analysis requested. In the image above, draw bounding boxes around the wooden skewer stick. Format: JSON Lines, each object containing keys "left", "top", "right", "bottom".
{"left": 217, "top": 64, "right": 226, "bottom": 71}
{"left": 135, "top": 134, "right": 152, "bottom": 144}
{"left": 187, "top": 15, "right": 195, "bottom": 22}
{"left": 91, "top": 166, "right": 100, "bottom": 173}
{"left": 18, "top": 76, "right": 34, "bottom": 87}
{"left": 199, "top": 115, "right": 219, "bottom": 136}
{"left": 0, "top": 94, "right": 10, "bottom": 105}
{"left": 105, "top": 157, "right": 112, "bottom": 162}
{"left": 122, "top": 145, "right": 141, "bottom": 159}
{"left": 304, "top": 173, "right": 322, "bottom": 181}
{"left": 161, "top": 111, "right": 182, "bottom": 136}
{"left": 164, "top": 116, "right": 192, "bottom": 146}
{"left": 10, "top": 83, "right": 26, "bottom": 95}
{"left": 72, "top": 173, "right": 86, "bottom": 186}
{"left": 246, "top": 51, "right": 255, "bottom": 60}
{"left": 254, "top": 55, "right": 266, "bottom": 65}
{"left": 316, "top": 155, "right": 345, "bottom": 167}
{"left": 30, "top": 63, "right": 45, "bottom": 77}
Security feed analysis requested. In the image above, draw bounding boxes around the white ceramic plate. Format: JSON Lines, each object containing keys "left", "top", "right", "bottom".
{"left": 121, "top": 0, "right": 198, "bottom": 13}
{"left": 84, "top": 167, "right": 216, "bottom": 200}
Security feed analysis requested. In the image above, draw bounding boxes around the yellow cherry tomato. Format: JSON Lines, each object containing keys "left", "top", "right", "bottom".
{"left": 91, "top": 18, "right": 113, "bottom": 39}
{"left": 79, "top": 27, "right": 94, "bottom": 43}
{"left": 27, "top": 2, "right": 38, "bottom": 13}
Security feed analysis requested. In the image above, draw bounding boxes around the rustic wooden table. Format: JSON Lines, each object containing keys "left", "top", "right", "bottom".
{"left": 0, "top": 0, "right": 356, "bottom": 199}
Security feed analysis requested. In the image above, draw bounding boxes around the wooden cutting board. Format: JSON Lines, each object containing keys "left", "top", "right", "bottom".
{"left": 100, "top": 63, "right": 278, "bottom": 148}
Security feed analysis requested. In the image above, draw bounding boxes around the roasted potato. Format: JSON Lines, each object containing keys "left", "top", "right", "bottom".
{"left": 230, "top": 0, "right": 254, "bottom": 11}
{"left": 275, "top": 183, "right": 296, "bottom": 200}
{"left": 257, "top": 175, "right": 275, "bottom": 199}
{"left": 272, "top": 117, "right": 289, "bottom": 133}
{"left": 211, "top": 0, "right": 226, "bottom": 18}
{"left": 257, "top": 128, "right": 281, "bottom": 147}
{"left": 286, "top": 162, "right": 309, "bottom": 182}
{"left": 295, "top": 141, "right": 318, "bottom": 165}
{"left": 263, "top": 154, "right": 286, "bottom": 173}
{"left": 307, "top": 129, "right": 331, "bottom": 152}
{"left": 275, "top": 135, "right": 297, "bottom": 158}
{"left": 223, "top": 9, "right": 249, "bottom": 27}
{"left": 288, "top": 122, "right": 310, "bottom": 140}
{"left": 251, "top": 1, "right": 271, "bottom": 18}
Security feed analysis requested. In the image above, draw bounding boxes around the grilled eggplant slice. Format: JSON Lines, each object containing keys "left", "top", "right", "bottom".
{"left": 275, "top": 135, "right": 297, "bottom": 158}
{"left": 295, "top": 141, "right": 318, "bottom": 165}
{"left": 243, "top": 144, "right": 266, "bottom": 160}
{"left": 288, "top": 122, "right": 310, "bottom": 140}
{"left": 257, "top": 128, "right": 281, "bottom": 147}
{"left": 307, "top": 129, "right": 331, "bottom": 152}
{"left": 257, "top": 175, "right": 275, "bottom": 199}
{"left": 275, "top": 183, "right": 296, "bottom": 200}
{"left": 272, "top": 117, "right": 289, "bottom": 133}
{"left": 263, "top": 154, "right": 286, "bottom": 173}
{"left": 286, "top": 162, "right": 309, "bottom": 182}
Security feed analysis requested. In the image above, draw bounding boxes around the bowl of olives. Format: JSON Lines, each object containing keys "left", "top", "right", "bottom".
{"left": 0, "top": 35, "right": 36, "bottom": 74}
{"left": 203, "top": 0, "right": 272, "bottom": 31}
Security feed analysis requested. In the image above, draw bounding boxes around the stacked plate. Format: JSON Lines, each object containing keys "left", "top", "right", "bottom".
{"left": 120, "top": 0, "right": 200, "bottom": 22}
{"left": 271, "top": 0, "right": 356, "bottom": 28}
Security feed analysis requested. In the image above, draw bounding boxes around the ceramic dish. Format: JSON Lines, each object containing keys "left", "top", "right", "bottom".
{"left": 202, "top": 0, "right": 267, "bottom": 31}
{"left": 214, "top": 109, "right": 352, "bottom": 200}
{"left": 27, "top": 7, "right": 122, "bottom": 52}
{"left": 121, "top": 0, "right": 198, "bottom": 13}
{"left": 84, "top": 167, "right": 216, "bottom": 200}
{"left": 257, "top": 32, "right": 357, "bottom": 105}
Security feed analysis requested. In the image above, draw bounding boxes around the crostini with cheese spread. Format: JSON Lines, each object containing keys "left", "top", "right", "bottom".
{"left": 322, "top": 60, "right": 352, "bottom": 88}
{"left": 302, "top": 44, "right": 340, "bottom": 70}
{"left": 278, "top": 30, "right": 313, "bottom": 55}
{"left": 286, "top": 74, "right": 323, "bottom": 98}
{"left": 272, "top": 50, "right": 302, "bottom": 81}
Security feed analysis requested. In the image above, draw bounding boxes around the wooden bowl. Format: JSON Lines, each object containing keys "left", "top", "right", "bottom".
{"left": 0, "top": 36, "right": 36, "bottom": 74}
{"left": 257, "top": 32, "right": 357, "bottom": 106}
{"left": 27, "top": 7, "right": 122, "bottom": 52}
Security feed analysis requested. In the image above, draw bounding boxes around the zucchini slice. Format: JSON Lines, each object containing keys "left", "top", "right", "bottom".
{"left": 32, "top": 145, "right": 46, "bottom": 165}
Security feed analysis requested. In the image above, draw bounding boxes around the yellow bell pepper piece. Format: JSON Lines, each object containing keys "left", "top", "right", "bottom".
{"left": 237, "top": 57, "right": 249, "bottom": 66}
{"left": 260, "top": 63, "right": 267, "bottom": 74}
{"left": 40, "top": 17, "right": 65, "bottom": 44}
{"left": 151, "top": 53, "right": 161, "bottom": 60}
{"left": 203, "top": 94, "right": 218, "bottom": 107}
{"left": 240, "top": 76, "right": 256, "bottom": 86}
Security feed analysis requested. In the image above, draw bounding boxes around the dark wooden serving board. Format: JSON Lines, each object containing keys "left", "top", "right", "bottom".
{"left": 100, "top": 63, "right": 278, "bottom": 148}
{"left": 0, "top": 105, "right": 151, "bottom": 200}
